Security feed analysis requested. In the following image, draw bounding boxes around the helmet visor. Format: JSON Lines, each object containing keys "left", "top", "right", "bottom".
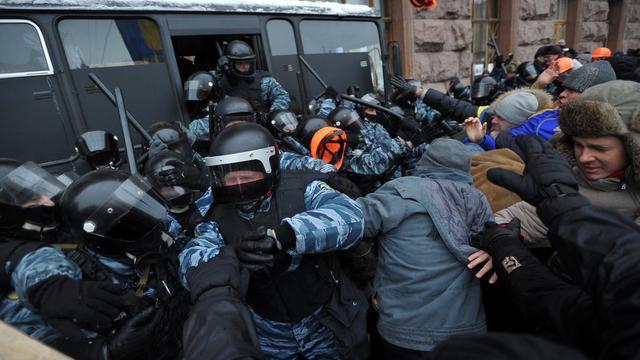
{"left": 471, "top": 82, "right": 495, "bottom": 100}
{"left": 0, "top": 162, "right": 66, "bottom": 207}
{"left": 158, "top": 185, "right": 193, "bottom": 213}
{"left": 272, "top": 112, "right": 299, "bottom": 134}
{"left": 222, "top": 113, "right": 257, "bottom": 128}
{"left": 230, "top": 58, "right": 256, "bottom": 78}
{"left": 83, "top": 175, "right": 167, "bottom": 242}
{"left": 184, "top": 76, "right": 214, "bottom": 101}
{"left": 205, "top": 146, "right": 277, "bottom": 204}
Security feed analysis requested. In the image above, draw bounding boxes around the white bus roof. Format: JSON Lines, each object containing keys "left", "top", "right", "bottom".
{"left": 1, "top": 0, "right": 379, "bottom": 17}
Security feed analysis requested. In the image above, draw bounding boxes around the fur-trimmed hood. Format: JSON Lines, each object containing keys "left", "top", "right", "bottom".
{"left": 552, "top": 80, "right": 640, "bottom": 188}
{"left": 490, "top": 88, "right": 554, "bottom": 114}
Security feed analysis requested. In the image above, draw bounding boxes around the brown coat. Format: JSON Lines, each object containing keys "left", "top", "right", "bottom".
{"left": 471, "top": 148, "right": 524, "bottom": 213}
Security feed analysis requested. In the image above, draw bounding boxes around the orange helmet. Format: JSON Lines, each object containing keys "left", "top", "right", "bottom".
{"left": 410, "top": 0, "right": 437, "bottom": 9}
{"left": 592, "top": 47, "right": 612, "bottom": 59}
{"left": 310, "top": 127, "right": 347, "bottom": 170}
{"left": 554, "top": 57, "right": 574, "bottom": 74}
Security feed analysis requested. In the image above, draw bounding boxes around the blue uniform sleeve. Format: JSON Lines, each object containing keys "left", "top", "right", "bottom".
{"left": 189, "top": 116, "right": 210, "bottom": 142}
{"left": 283, "top": 180, "right": 364, "bottom": 257}
{"left": 177, "top": 221, "right": 225, "bottom": 289}
{"left": 415, "top": 99, "right": 441, "bottom": 124}
{"left": 280, "top": 152, "right": 337, "bottom": 174}
{"left": 11, "top": 247, "right": 81, "bottom": 304}
{"left": 345, "top": 137, "right": 409, "bottom": 176}
{"left": 317, "top": 98, "right": 337, "bottom": 118}
{"left": 261, "top": 76, "right": 290, "bottom": 112}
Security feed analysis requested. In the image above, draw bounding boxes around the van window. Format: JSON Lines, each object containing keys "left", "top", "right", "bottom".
{"left": 300, "top": 20, "right": 384, "bottom": 93}
{"left": 0, "top": 20, "right": 53, "bottom": 78}
{"left": 266, "top": 20, "right": 297, "bottom": 56}
{"left": 58, "top": 19, "right": 165, "bottom": 69}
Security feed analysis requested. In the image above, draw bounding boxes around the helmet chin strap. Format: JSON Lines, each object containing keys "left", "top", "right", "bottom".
{"left": 236, "top": 193, "right": 270, "bottom": 213}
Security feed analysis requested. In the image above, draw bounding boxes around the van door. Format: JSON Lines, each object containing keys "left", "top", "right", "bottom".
{"left": 57, "top": 18, "right": 183, "bottom": 144}
{"left": 0, "top": 19, "right": 76, "bottom": 163}
{"left": 265, "top": 19, "right": 304, "bottom": 114}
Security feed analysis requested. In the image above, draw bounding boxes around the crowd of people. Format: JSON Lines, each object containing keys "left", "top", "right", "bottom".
{"left": 1, "top": 39, "right": 640, "bottom": 359}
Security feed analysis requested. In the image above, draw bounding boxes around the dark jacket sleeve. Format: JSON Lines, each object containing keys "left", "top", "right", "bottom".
{"left": 182, "top": 246, "right": 263, "bottom": 360}
{"left": 546, "top": 204, "right": 640, "bottom": 359}
{"left": 420, "top": 88, "right": 479, "bottom": 123}
{"left": 486, "top": 237, "right": 600, "bottom": 356}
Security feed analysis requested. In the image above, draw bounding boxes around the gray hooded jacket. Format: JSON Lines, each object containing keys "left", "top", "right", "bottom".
{"left": 357, "top": 139, "right": 493, "bottom": 351}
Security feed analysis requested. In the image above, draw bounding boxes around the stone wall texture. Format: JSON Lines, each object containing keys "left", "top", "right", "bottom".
{"left": 625, "top": 0, "right": 640, "bottom": 51}
{"left": 411, "top": 0, "right": 472, "bottom": 83}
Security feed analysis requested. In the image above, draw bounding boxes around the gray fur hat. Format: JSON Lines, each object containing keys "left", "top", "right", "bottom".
{"left": 562, "top": 60, "right": 616, "bottom": 93}
{"left": 554, "top": 80, "right": 640, "bottom": 187}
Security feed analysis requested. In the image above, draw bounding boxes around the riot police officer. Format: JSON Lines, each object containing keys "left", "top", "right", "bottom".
{"left": 180, "top": 123, "right": 368, "bottom": 359}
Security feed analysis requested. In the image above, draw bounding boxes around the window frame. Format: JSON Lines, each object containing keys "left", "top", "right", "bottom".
{"left": 0, "top": 19, "right": 55, "bottom": 80}
{"left": 471, "top": 0, "right": 500, "bottom": 78}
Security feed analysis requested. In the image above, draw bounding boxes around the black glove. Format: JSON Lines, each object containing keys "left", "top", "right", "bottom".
{"left": 486, "top": 136, "right": 589, "bottom": 225}
{"left": 471, "top": 219, "right": 538, "bottom": 280}
{"left": 156, "top": 159, "right": 202, "bottom": 188}
{"left": 390, "top": 75, "right": 418, "bottom": 101}
{"left": 27, "top": 275, "right": 136, "bottom": 335}
{"left": 326, "top": 173, "right": 362, "bottom": 199}
{"left": 217, "top": 56, "right": 230, "bottom": 72}
{"left": 471, "top": 218, "right": 522, "bottom": 253}
{"left": 106, "top": 306, "right": 163, "bottom": 360}
{"left": 323, "top": 86, "right": 338, "bottom": 100}
{"left": 236, "top": 225, "right": 295, "bottom": 272}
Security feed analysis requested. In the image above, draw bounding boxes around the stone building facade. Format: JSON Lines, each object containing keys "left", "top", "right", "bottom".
{"left": 382, "top": 0, "right": 640, "bottom": 89}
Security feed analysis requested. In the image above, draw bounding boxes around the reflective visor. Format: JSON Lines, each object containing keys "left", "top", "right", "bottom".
{"left": 83, "top": 175, "right": 167, "bottom": 242}
{"left": 0, "top": 162, "right": 66, "bottom": 207}
{"left": 272, "top": 112, "right": 299, "bottom": 134}
{"left": 184, "top": 78, "right": 214, "bottom": 101}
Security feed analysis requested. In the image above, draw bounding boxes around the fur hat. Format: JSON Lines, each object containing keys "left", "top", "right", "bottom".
{"left": 553, "top": 80, "right": 640, "bottom": 187}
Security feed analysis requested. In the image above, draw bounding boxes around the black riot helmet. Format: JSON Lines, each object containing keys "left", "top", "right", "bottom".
{"left": 75, "top": 130, "right": 120, "bottom": 170}
{"left": 269, "top": 110, "right": 299, "bottom": 135}
{"left": 60, "top": 170, "right": 167, "bottom": 263}
{"left": 329, "top": 106, "right": 364, "bottom": 134}
{"left": 183, "top": 71, "right": 215, "bottom": 102}
{"left": 295, "top": 115, "right": 333, "bottom": 150}
{"left": 516, "top": 61, "right": 539, "bottom": 85}
{"left": 224, "top": 40, "right": 256, "bottom": 80}
{"left": 0, "top": 159, "right": 66, "bottom": 230}
{"left": 143, "top": 150, "right": 195, "bottom": 215}
{"left": 211, "top": 96, "right": 256, "bottom": 137}
{"left": 147, "top": 122, "right": 193, "bottom": 158}
{"left": 471, "top": 76, "right": 499, "bottom": 106}
{"left": 205, "top": 123, "right": 279, "bottom": 204}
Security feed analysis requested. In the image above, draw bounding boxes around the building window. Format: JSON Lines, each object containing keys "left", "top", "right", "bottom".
{"left": 58, "top": 18, "right": 165, "bottom": 70}
{"left": 472, "top": 0, "right": 500, "bottom": 78}
{"left": 554, "top": 0, "right": 569, "bottom": 44}
{"left": 0, "top": 20, "right": 54, "bottom": 79}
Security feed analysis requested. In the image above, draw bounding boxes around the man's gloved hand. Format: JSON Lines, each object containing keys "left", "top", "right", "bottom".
{"left": 471, "top": 218, "right": 522, "bottom": 253}
{"left": 390, "top": 75, "right": 418, "bottom": 101}
{"left": 27, "top": 275, "right": 136, "bottom": 335}
{"left": 217, "top": 56, "right": 229, "bottom": 72}
{"left": 105, "top": 306, "right": 163, "bottom": 360}
{"left": 399, "top": 116, "right": 422, "bottom": 134}
{"left": 471, "top": 218, "right": 538, "bottom": 280}
{"left": 156, "top": 160, "right": 202, "bottom": 188}
{"left": 486, "top": 136, "right": 589, "bottom": 225}
{"left": 236, "top": 225, "right": 296, "bottom": 272}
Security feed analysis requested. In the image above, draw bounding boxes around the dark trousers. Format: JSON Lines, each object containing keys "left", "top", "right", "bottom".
{"left": 382, "top": 338, "right": 432, "bottom": 360}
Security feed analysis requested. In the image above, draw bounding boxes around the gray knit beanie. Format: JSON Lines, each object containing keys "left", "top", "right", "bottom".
{"left": 494, "top": 92, "right": 538, "bottom": 126}
{"left": 562, "top": 60, "right": 616, "bottom": 93}
{"left": 417, "top": 138, "right": 472, "bottom": 173}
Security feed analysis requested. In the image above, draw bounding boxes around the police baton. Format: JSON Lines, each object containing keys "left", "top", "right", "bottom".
{"left": 115, "top": 88, "right": 139, "bottom": 175}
